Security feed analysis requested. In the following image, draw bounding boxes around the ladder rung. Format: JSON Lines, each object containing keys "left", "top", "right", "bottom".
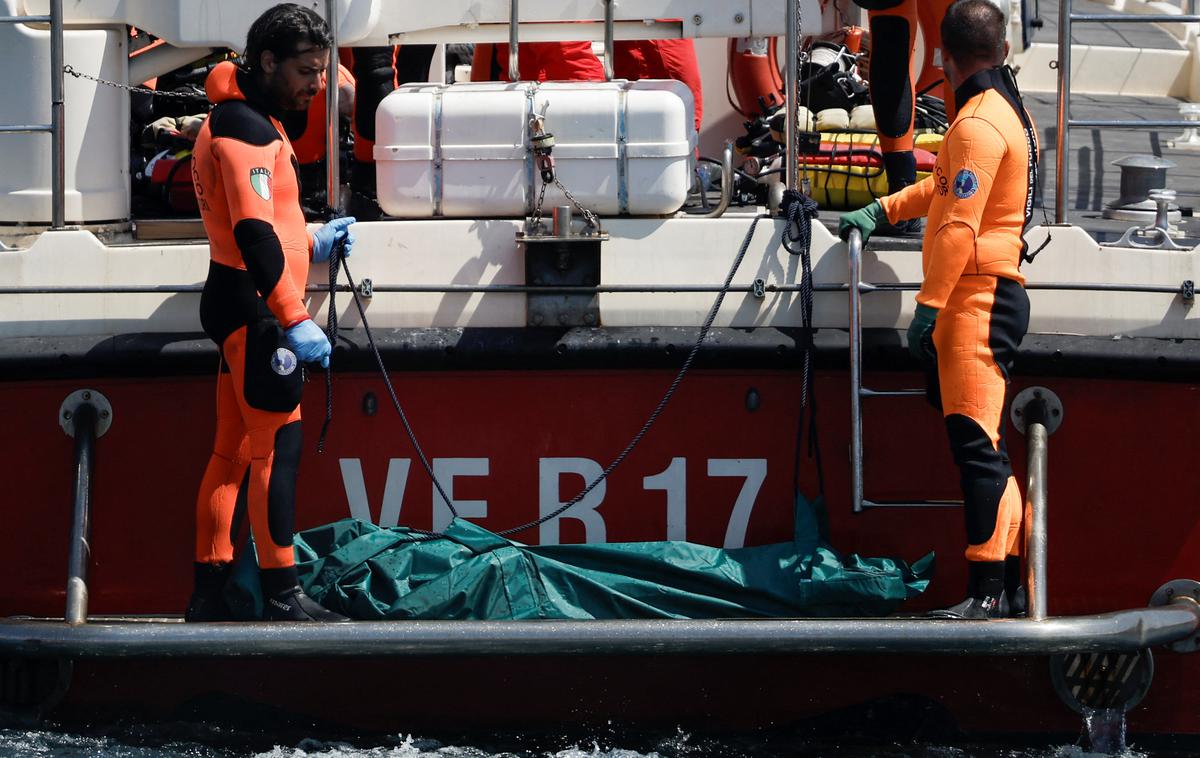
{"left": 1070, "top": 13, "right": 1200, "bottom": 23}
{"left": 0, "top": 124, "right": 51, "bottom": 134}
{"left": 0, "top": 15, "right": 51, "bottom": 24}
{"left": 860, "top": 388, "right": 925, "bottom": 398}
{"left": 862, "top": 499, "right": 963, "bottom": 509}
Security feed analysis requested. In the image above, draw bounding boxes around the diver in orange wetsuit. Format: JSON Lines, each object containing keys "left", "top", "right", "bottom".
{"left": 188, "top": 3, "right": 357, "bottom": 622}
{"left": 613, "top": 39, "right": 703, "bottom": 131}
{"left": 471, "top": 38, "right": 701, "bottom": 131}
{"left": 840, "top": 0, "right": 1036, "bottom": 619}
{"left": 855, "top": 0, "right": 956, "bottom": 233}
{"left": 471, "top": 41, "right": 606, "bottom": 82}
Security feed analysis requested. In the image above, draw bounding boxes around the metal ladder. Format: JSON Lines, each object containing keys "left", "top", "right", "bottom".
{"left": 845, "top": 228, "right": 963, "bottom": 514}
{"left": 0, "top": 0, "right": 65, "bottom": 228}
{"left": 1054, "top": 0, "right": 1200, "bottom": 223}
{"left": 846, "top": 229, "right": 1059, "bottom": 620}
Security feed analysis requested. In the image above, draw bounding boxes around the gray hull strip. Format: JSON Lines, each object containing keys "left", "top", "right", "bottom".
{"left": 2, "top": 602, "right": 1197, "bottom": 658}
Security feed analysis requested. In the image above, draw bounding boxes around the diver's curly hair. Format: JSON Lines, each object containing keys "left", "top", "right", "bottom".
{"left": 243, "top": 3, "right": 332, "bottom": 73}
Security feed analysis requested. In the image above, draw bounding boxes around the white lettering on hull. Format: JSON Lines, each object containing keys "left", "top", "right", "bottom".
{"left": 338, "top": 457, "right": 411, "bottom": 527}
{"left": 338, "top": 456, "right": 768, "bottom": 543}
{"left": 643, "top": 457, "right": 687, "bottom": 541}
{"left": 538, "top": 457, "right": 607, "bottom": 545}
{"left": 708, "top": 458, "right": 768, "bottom": 549}
{"left": 432, "top": 458, "right": 490, "bottom": 531}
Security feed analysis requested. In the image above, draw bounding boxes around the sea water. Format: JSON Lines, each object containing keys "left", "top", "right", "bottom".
{"left": 0, "top": 726, "right": 1181, "bottom": 757}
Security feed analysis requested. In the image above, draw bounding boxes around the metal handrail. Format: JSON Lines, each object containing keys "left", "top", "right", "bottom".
{"left": 601, "top": 0, "right": 615, "bottom": 81}
{"left": 699, "top": 141, "right": 734, "bottom": 219}
{"left": 1071, "top": 13, "right": 1200, "bottom": 22}
{"left": 0, "top": 280, "right": 1190, "bottom": 296}
{"left": 1024, "top": 399, "right": 1051, "bottom": 621}
{"left": 3, "top": 602, "right": 1199, "bottom": 656}
{"left": 848, "top": 229, "right": 865, "bottom": 511}
{"left": 324, "top": 0, "right": 340, "bottom": 212}
{"left": 785, "top": 0, "right": 800, "bottom": 195}
{"left": 848, "top": 228, "right": 965, "bottom": 513}
{"left": 508, "top": 0, "right": 520, "bottom": 82}
{"left": 0, "top": 1, "right": 64, "bottom": 228}
{"left": 1054, "top": 0, "right": 1200, "bottom": 223}
{"left": 65, "top": 403, "right": 97, "bottom": 626}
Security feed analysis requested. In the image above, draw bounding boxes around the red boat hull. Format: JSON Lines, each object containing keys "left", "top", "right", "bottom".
{"left": 2, "top": 366, "right": 1198, "bottom": 736}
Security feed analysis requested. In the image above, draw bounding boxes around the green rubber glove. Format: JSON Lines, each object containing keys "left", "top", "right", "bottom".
{"left": 907, "top": 303, "right": 939, "bottom": 362}
{"left": 838, "top": 200, "right": 886, "bottom": 244}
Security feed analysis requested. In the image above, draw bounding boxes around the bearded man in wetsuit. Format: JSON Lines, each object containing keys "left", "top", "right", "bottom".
{"left": 840, "top": 0, "right": 1038, "bottom": 619}
{"left": 187, "top": 3, "right": 356, "bottom": 622}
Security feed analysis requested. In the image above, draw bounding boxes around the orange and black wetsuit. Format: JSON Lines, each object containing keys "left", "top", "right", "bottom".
{"left": 191, "top": 61, "right": 314, "bottom": 580}
{"left": 861, "top": 0, "right": 956, "bottom": 193}
{"left": 881, "top": 67, "right": 1038, "bottom": 595}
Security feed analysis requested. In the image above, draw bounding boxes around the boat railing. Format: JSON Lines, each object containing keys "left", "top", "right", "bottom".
{"left": 56, "top": 389, "right": 112, "bottom": 625}
{"left": 0, "top": 0, "right": 63, "bottom": 228}
{"left": 1054, "top": 0, "right": 1200, "bottom": 223}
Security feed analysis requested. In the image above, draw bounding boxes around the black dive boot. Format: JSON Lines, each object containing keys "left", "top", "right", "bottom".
{"left": 260, "top": 567, "right": 349, "bottom": 622}
{"left": 185, "top": 562, "right": 235, "bottom": 622}
{"left": 876, "top": 151, "right": 923, "bottom": 236}
{"left": 1006, "top": 554, "right": 1027, "bottom": 618}
{"left": 927, "top": 560, "right": 1009, "bottom": 620}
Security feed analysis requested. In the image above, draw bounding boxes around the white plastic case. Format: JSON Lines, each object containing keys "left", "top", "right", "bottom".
{"left": 374, "top": 80, "right": 696, "bottom": 218}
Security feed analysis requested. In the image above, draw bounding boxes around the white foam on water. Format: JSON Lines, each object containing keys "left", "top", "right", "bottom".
{"left": 0, "top": 727, "right": 1180, "bottom": 757}
{"left": 253, "top": 734, "right": 500, "bottom": 757}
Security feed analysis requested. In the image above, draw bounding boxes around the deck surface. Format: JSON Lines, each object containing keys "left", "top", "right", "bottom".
{"left": 1041, "top": 0, "right": 1186, "bottom": 49}
{"left": 1023, "top": 1, "right": 1199, "bottom": 240}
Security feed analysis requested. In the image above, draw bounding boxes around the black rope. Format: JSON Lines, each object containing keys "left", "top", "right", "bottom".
{"left": 336, "top": 256, "right": 459, "bottom": 523}
{"left": 781, "top": 189, "right": 820, "bottom": 409}
{"left": 780, "top": 189, "right": 826, "bottom": 505}
{"left": 315, "top": 237, "right": 342, "bottom": 454}
{"left": 331, "top": 214, "right": 777, "bottom": 542}
{"left": 495, "top": 214, "right": 772, "bottom": 538}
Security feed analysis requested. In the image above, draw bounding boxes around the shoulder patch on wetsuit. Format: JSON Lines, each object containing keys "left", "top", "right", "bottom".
{"left": 208, "top": 100, "right": 281, "bottom": 146}
{"left": 953, "top": 169, "right": 979, "bottom": 199}
{"left": 249, "top": 167, "right": 272, "bottom": 200}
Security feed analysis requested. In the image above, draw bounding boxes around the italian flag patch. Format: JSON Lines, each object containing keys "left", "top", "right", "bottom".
{"left": 249, "top": 167, "right": 271, "bottom": 201}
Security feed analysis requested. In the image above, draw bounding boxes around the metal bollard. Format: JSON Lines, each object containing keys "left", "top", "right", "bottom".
{"left": 1011, "top": 386, "right": 1064, "bottom": 621}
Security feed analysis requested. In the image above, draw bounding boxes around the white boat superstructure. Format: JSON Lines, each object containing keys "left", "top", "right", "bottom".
{"left": 0, "top": 0, "right": 1193, "bottom": 342}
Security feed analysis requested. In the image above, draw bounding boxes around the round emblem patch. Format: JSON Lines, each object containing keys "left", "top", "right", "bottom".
{"left": 953, "top": 169, "right": 979, "bottom": 199}
{"left": 271, "top": 347, "right": 298, "bottom": 376}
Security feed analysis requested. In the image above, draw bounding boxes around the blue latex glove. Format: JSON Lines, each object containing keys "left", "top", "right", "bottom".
{"left": 838, "top": 200, "right": 886, "bottom": 244}
{"left": 907, "top": 303, "right": 939, "bottom": 362}
{"left": 312, "top": 216, "right": 356, "bottom": 263}
{"left": 286, "top": 318, "right": 332, "bottom": 368}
